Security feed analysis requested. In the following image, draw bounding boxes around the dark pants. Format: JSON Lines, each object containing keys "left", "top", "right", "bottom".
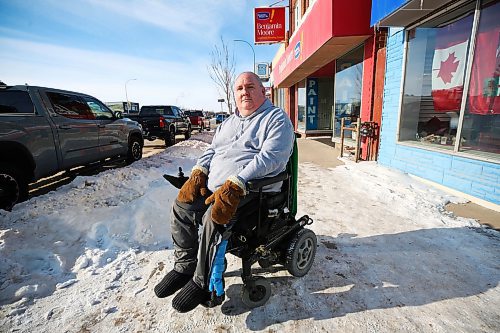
{"left": 171, "top": 193, "right": 258, "bottom": 289}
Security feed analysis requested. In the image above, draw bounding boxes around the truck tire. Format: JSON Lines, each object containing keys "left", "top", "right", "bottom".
{"left": 0, "top": 164, "right": 28, "bottom": 211}
{"left": 165, "top": 127, "right": 176, "bottom": 147}
{"left": 184, "top": 126, "right": 191, "bottom": 140}
{"left": 126, "top": 136, "right": 143, "bottom": 164}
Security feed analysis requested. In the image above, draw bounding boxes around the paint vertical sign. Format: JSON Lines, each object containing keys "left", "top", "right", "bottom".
{"left": 306, "top": 78, "right": 318, "bottom": 130}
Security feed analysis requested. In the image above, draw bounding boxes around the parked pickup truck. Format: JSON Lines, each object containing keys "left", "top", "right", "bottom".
{"left": 128, "top": 105, "right": 191, "bottom": 146}
{"left": 185, "top": 110, "right": 208, "bottom": 132}
{"left": 0, "top": 85, "right": 144, "bottom": 211}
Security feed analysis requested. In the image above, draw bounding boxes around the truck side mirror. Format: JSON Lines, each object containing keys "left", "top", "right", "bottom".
{"left": 114, "top": 111, "right": 123, "bottom": 119}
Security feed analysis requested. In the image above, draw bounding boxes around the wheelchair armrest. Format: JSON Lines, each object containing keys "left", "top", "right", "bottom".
{"left": 246, "top": 171, "right": 289, "bottom": 191}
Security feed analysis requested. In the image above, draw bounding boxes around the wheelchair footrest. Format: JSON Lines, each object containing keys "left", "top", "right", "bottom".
{"left": 297, "top": 215, "right": 314, "bottom": 226}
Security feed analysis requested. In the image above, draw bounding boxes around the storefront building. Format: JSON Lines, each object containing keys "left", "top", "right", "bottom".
{"left": 271, "top": 0, "right": 386, "bottom": 160}
{"left": 372, "top": 0, "right": 499, "bottom": 206}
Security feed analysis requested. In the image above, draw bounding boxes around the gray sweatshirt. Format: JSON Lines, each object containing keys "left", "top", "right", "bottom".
{"left": 196, "top": 99, "right": 294, "bottom": 193}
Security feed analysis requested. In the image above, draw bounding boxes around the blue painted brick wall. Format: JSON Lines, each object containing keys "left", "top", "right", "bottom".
{"left": 378, "top": 28, "right": 500, "bottom": 205}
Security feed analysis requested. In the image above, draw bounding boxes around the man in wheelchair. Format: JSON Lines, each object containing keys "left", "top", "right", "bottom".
{"left": 154, "top": 72, "right": 316, "bottom": 313}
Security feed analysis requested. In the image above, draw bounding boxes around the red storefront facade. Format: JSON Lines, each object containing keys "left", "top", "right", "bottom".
{"left": 271, "top": 0, "right": 387, "bottom": 160}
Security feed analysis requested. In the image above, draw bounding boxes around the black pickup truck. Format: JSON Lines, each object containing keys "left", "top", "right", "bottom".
{"left": 128, "top": 105, "right": 191, "bottom": 146}
{"left": 0, "top": 85, "right": 144, "bottom": 211}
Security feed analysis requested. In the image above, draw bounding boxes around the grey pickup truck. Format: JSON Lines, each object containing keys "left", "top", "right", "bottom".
{"left": 0, "top": 84, "right": 144, "bottom": 211}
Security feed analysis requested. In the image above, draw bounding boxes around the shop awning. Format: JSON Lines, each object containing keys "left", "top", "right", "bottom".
{"left": 370, "top": 0, "right": 454, "bottom": 27}
{"left": 272, "top": 0, "right": 372, "bottom": 88}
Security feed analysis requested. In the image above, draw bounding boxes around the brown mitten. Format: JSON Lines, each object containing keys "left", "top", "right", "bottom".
{"left": 204, "top": 178, "right": 245, "bottom": 225}
{"left": 177, "top": 168, "right": 208, "bottom": 203}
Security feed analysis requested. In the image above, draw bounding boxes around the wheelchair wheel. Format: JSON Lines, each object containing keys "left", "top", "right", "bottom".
{"left": 241, "top": 277, "right": 271, "bottom": 308}
{"left": 285, "top": 228, "right": 317, "bottom": 277}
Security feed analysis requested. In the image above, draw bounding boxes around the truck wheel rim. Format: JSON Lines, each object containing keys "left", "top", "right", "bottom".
{"left": 131, "top": 141, "right": 141, "bottom": 160}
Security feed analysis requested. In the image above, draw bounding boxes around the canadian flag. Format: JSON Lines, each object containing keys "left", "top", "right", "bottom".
{"left": 431, "top": 23, "right": 470, "bottom": 112}
{"left": 467, "top": 4, "right": 500, "bottom": 115}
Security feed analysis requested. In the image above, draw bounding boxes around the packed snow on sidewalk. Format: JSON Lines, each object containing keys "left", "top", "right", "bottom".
{"left": 1, "top": 132, "right": 499, "bottom": 333}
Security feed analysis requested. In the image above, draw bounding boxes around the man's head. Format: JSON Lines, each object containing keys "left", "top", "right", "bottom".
{"left": 234, "top": 72, "right": 266, "bottom": 117}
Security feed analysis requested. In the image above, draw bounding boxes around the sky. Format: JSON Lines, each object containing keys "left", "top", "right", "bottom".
{"left": 1, "top": 132, "right": 499, "bottom": 331}
{"left": 0, "top": 0, "right": 283, "bottom": 112}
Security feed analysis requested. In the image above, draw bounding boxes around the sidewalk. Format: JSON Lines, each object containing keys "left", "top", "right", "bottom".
{"left": 297, "top": 137, "right": 344, "bottom": 168}
{"left": 297, "top": 137, "right": 499, "bottom": 230}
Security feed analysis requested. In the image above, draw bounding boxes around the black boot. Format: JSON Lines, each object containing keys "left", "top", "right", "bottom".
{"left": 154, "top": 270, "right": 193, "bottom": 298}
{"left": 172, "top": 280, "right": 210, "bottom": 313}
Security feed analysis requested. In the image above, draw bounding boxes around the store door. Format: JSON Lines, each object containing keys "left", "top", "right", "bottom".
{"left": 318, "top": 78, "right": 334, "bottom": 130}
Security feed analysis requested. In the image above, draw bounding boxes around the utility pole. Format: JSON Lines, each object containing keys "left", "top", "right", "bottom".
{"left": 233, "top": 39, "right": 256, "bottom": 73}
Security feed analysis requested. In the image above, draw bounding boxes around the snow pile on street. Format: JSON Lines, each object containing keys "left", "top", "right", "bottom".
{"left": 1, "top": 134, "right": 499, "bottom": 333}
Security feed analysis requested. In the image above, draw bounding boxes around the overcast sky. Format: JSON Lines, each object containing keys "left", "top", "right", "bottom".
{"left": 0, "top": 0, "right": 282, "bottom": 111}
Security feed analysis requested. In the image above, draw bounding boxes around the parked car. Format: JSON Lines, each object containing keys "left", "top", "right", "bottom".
{"left": 128, "top": 105, "right": 191, "bottom": 146}
{"left": 185, "top": 110, "right": 206, "bottom": 132}
{"left": 0, "top": 85, "right": 144, "bottom": 211}
{"left": 202, "top": 115, "right": 217, "bottom": 131}
{"left": 216, "top": 113, "right": 230, "bottom": 124}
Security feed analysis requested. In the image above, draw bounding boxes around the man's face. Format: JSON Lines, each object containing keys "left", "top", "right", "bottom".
{"left": 234, "top": 73, "right": 266, "bottom": 116}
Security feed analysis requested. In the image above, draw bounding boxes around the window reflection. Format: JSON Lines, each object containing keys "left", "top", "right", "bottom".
{"left": 399, "top": 3, "right": 475, "bottom": 148}
{"left": 461, "top": 0, "right": 500, "bottom": 155}
{"left": 333, "top": 45, "right": 364, "bottom": 138}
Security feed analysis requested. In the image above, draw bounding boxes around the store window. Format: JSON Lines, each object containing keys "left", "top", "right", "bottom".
{"left": 274, "top": 88, "right": 285, "bottom": 111}
{"left": 461, "top": 0, "right": 499, "bottom": 156}
{"left": 297, "top": 80, "right": 306, "bottom": 132}
{"left": 294, "top": 0, "right": 301, "bottom": 29}
{"left": 277, "top": 88, "right": 286, "bottom": 112}
{"left": 399, "top": 0, "right": 499, "bottom": 159}
{"left": 333, "top": 45, "right": 364, "bottom": 137}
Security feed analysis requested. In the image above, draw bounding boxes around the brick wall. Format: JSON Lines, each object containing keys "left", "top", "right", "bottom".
{"left": 379, "top": 28, "right": 500, "bottom": 205}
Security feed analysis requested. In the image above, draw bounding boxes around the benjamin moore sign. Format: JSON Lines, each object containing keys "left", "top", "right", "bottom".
{"left": 254, "top": 7, "right": 286, "bottom": 44}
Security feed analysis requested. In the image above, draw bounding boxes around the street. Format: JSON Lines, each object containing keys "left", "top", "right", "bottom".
{"left": 27, "top": 133, "right": 206, "bottom": 202}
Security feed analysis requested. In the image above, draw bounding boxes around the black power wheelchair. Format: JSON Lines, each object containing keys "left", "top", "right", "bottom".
{"left": 163, "top": 139, "right": 317, "bottom": 308}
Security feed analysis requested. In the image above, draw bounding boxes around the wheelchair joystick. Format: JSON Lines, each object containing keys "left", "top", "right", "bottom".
{"left": 178, "top": 167, "right": 184, "bottom": 178}
{"left": 162, "top": 166, "right": 189, "bottom": 189}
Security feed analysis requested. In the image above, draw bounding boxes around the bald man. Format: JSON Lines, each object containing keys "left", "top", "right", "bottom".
{"left": 154, "top": 72, "right": 294, "bottom": 312}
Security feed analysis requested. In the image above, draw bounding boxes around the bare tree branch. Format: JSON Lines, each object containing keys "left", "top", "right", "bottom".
{"left": 207, "top": 36, "right": 236, "bottom": 114}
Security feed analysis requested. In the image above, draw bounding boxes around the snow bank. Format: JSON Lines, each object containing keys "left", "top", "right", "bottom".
{"left": 0, "top": 139, "right": 208, "bottom": 305}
